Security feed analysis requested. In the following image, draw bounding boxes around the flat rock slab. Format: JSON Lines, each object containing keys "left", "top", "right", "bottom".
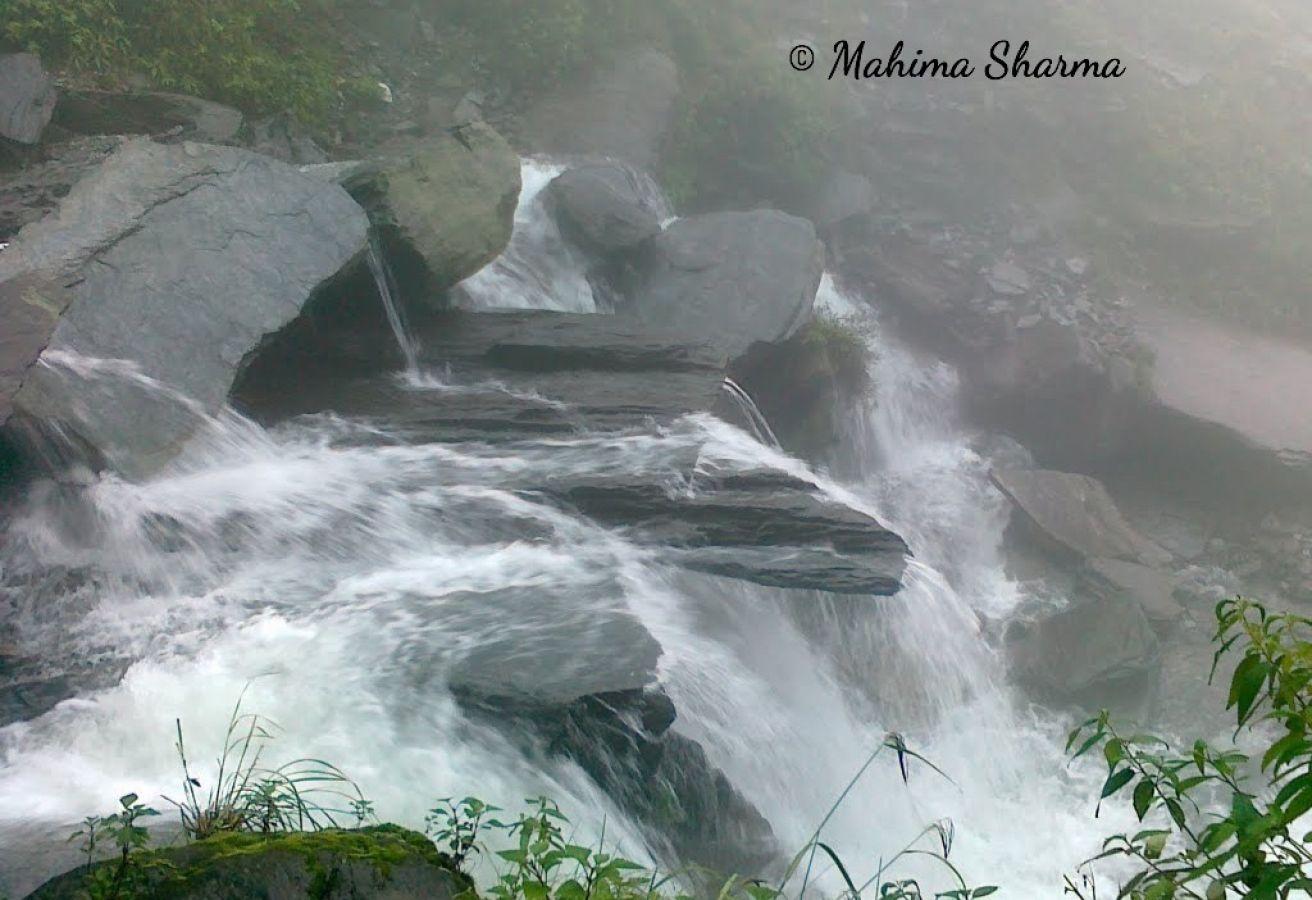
{"left": 52, "top": 90, "right": 243, "bottom": 143}
{"left": 1136, "top": 304, "right": 1312, "bottom": 465}
{"left": 993, "top": 468, "right": 1172, "bottom": 566}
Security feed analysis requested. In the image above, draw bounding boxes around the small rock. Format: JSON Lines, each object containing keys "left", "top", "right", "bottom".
{"left": 987, "top": 259, "right": 1031, "bottom": 295}
{"left": 1066, "top": 257, "right": 1089, "bottom": 276}
{"left": 377, "top": 82, "right": 393, "bottom": 104}
{"left": 0, "top": 52, "right": 58, "bottom": 145}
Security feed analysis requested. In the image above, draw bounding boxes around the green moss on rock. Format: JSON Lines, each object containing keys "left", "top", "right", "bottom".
{"left": 30, "top": 826, "right": 475, "bottom": 900}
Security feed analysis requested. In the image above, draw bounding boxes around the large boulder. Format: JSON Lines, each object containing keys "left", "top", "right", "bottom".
{"left": 357, "top": 123, "right": 520, "bottom": 299}
{"left": 29, "top": 827, "right": 470, "bottom": 900}
{"left": 547, "top": 163, "right": 667, "bottom": 255}
{"left": 625, "top": 211, "right": 824, "bottom": 359}
{"left": 1006, "top": 594, "right": 1161, "bottom": 712}
{"left": 992, "top": 469, "right": 1172, "bottom": 566}
{"left": 52, "top": 90, "right": 244, "bottom": 144}
{"left": 1, "top": 138, "right": 369, "bottom": 477}
{"left": 521, "top": 48, "right": 679, "bottom": 169}
{"left": 0, "top": 53, "right": 57, "bottom": 145}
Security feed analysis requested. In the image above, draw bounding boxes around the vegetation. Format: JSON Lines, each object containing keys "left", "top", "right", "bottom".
{"left": 1068, "top": 598, "right": 1312, "bottom": 899}
{"left": 802, "top": 315, "right": 871, "bottom": 390}
{"left": 47, "top": 707, "right": 995, "bottom": 899}
{"left": 0, "top": 0, "right": 342, "bottom": 120}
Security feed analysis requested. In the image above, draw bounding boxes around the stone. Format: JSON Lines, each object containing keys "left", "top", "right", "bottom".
{"left": 992, "top": 469, "right": 1173, "bottom": 566}
{"left": 547, "top": 163, "right": 667, "bottom": 254}
{"left": 52, "top": 90, "right": 243, "bottom": 144}
{"left": 987, "top": 259, "right": 1032, "bottom": 295}
{"left": 1, "top": 139, "right": 369, "bottom": 478}
{"left": 624, "top": 210, "right": 824, "bottom": 359}
{"left": 807, "top": 169, "right": 876, "bottom": 229}
{"left": 247, "top": 112, "right": 328, "bottom": 164}
{"left": 1007, "top": 594, "right": 1161, "bottom": 708}
{"left": 358, "top": 123, "right": 520, "bottom": 297}
{"left": 0, "top": 53, "right": 57, "bottom": 145}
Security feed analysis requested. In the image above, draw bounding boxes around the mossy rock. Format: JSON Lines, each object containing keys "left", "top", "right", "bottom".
{"left": 29, "top": 825, "right": 475, "bottom": 899}
{"left": 357, "top": 123, "right": 521, "bottom": 303}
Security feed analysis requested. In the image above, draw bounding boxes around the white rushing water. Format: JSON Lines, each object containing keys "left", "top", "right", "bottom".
{"left": 0, "top": 191, "right": 1125, "bottom": 897}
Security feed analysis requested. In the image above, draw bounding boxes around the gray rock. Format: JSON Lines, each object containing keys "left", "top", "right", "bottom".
{"left": 993, "top": 469, "right": 1173, "bottom": 566}
{"left": 1007, "top": 594, "right": 1160, "bottom": 709}
{"left": 626, "top": 210, "right": 824, "bottom": 359}
{"left": 1086, "top": 557, "right": 1184, "bottom": 629}
{"left": 522, "top": 48, "right": 679, "bottom": 169}
{"left": 53, "top": 90, "right": 243, "bottom": 143}
{"left": 547, "top": 164, "right": 666, "bottom": 254}
{"left": 359, "top": 123, "right": 520, "bottom": 297}
{"left": 0, "top": 53, "right": 57, "bottom": 145}
{"left": 808, "top": 170, "right": 876, "bottom": 229}
{"left": 1, "top": 139, "right": 369, "bottom": 478}
{"left": 987, "top": 259, "right": 1032, "bottom": 295}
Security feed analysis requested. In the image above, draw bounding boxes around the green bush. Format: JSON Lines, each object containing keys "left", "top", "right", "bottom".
{"left": 1069, "top": 598, "right": 1312, "bottom": 899}
{"left": 0, "top": 0, "right": 341, "bottom": 121}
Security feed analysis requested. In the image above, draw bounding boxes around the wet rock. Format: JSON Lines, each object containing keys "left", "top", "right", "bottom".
{"left": 0, "top": 53, "right": 57, "bottom": 145}
{"left": 354, "top": 122, "right": 520, "bottom": 298}
{"left": 992, "top": 469, "right": 1173, "bottom": 566}
{"left": 1, "top": 138, "right": 369, "bottom": 478}
{"left": 29, "top": 827, "right": 470, "bottom": 900}
{"left": 731, "top": 321, "right": 870, "bottom": 462}
{"left": 521, "top": 48, "right": 678, "bottom": 169}
{"left": 53, "top": 90, "right": 243, "bottom": 144}
{"left": 235, "top": 310, "right": 908, "bottom": 597}
{"left": 1006, "top": 594, "right": 1161, "bottom": 712}
{"left": 625, "top": 211, "right": 824, "bottom": 360}
{"left": 547, "top": 163, "right": 666, "bottom": 254}
{"left": 460, "top": 686, "right": 777, "bottom": 881}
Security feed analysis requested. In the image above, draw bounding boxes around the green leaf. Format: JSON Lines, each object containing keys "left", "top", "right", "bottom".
{"left": 1143, "top": 831, "right": 1168, "bottom": 860}
{"left": 1227, "top": 655, "right": 1270, "bottom": 724}
{"left": 1100, "top": 767, "right": 1135, "bottom": 800}
{"left": 1133, "top": 779, "right": 1156, "bottom": 820}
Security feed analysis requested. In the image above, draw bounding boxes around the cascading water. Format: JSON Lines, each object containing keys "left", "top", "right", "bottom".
{"left": 0, "top": 175, "right": 1127, "bottom": 898}
{"left": 366, "top": 235, "right": 420, "bottom": 377}
{"left": 455, "top": 160, "right": 600, "bottom": 313}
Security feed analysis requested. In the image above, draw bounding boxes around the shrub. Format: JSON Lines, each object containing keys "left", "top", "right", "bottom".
{"left": 0, "top": 0, "right": 341, "bottom": 121}
{"left": 1068, "top": 598, "right": 1312, "bottom": 899}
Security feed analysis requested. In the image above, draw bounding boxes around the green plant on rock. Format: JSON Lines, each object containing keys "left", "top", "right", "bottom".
{"left": 166, "top": 691, "right": 367, "bottom": 840}
{"left": 1066, "top": 597, "right": 1312, "bottom": 899}
{"left": 67, "top": 792, "right": 170, "bottom": 900}
{"left": 803, "top": 315, "right": 871, "bottom": 390}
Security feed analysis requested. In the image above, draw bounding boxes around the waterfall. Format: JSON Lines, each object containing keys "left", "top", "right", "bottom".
{"left": 366, "top": 236, "right": 420, "bottom": 376}
{"left": 0, "top": 182, "right": 1125, "bottom": 898}
{"left": 720, "top": 377, "right": 782, "bottom": 450}
{"left": 455, "top": 160, "right": 600, "bottom": 313}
